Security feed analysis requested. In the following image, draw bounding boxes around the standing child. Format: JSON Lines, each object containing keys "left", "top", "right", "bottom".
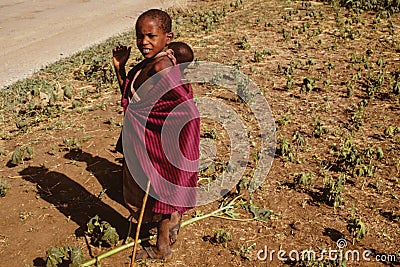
{"left": 112, "top": 9, "right": 200, "bottom": 260}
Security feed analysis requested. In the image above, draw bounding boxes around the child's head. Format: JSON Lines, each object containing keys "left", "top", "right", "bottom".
{"left": 135, "top": 9, "right": 173, "bottom": 59}
{"left": 168, "top": 42, "right": 194, "bottom": 64}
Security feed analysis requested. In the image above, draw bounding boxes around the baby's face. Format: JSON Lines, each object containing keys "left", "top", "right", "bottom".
{"left": 136, "top": 17, "right": 172, "bottom": 59}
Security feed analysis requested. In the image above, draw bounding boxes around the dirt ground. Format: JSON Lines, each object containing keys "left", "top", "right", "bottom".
{"left": 0, "top": 0, "right": 399, "bottom": 266}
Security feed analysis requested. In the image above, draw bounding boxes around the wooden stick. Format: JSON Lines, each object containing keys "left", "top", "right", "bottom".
{"left": 124, "top": 214, "right": 134, "bottom": 245}
{"left": 130, "top": 180, "right": 151, "bottom": 267}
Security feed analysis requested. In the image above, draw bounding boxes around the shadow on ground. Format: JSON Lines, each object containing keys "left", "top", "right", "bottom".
{"left": 19, "top": 165, "right": 128, "bottom": 237}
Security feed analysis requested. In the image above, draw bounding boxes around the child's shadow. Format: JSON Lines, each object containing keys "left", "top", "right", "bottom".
{"left": 64, "top": 150, "right": 124, "bottom": 206}
{"left": 19, "top": 166, "right": 128, "bottom": 238}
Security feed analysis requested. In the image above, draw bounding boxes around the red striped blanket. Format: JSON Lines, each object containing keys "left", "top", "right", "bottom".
{"left": 123, "top": 66, "right": 200, "bottom": 215}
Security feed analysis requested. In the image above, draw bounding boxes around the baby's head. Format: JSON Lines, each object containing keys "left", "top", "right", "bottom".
{"left": 168, "top": 42, "right": 194, "bottom": 65}
{"left": 135, "top": 9, "right": 173, "bottom": 59}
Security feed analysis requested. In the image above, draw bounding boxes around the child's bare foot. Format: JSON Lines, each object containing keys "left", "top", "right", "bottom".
{"left": 135, "top": 246, "right": 172, "bottom": 261}
{"left": 136, "top": 214, "right": 172, "bottom": 260}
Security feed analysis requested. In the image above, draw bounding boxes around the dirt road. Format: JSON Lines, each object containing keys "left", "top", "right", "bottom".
{"left": 0, "top": 0, "right": 179, "bottom": 89}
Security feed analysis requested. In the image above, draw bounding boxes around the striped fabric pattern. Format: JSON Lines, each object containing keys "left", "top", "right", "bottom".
{"left": 123, "top": 66, "right": 200, "bottom": 215}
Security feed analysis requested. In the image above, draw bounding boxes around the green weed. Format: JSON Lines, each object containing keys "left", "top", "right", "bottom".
{"left": 393, "top": 80, "right": 400, "bottom": 94}
{"left": 73, "top": 57, "right": 114, "bottom": 90}
{"left": 348, "top": 101, "right": 367, "bottom": 131}
{"left": 322, "top": 173, "right": 346, "bottom": 208}
{"left": 213, "top": 229, "right": 232, "bottom": 247}
{"left": 232, "top": 243, "right": 256, "bottom": 260}
{"left": 230, "top": 0, "right": 243, "bottom": 9}
{"left": 63, "top": 85, "right": 73, "bottom": 99}
{"left": 44, "top": 246, "right": 84, "bottom": 267}
{"left": 346, "top": 80, "right": 354, "bottom": 97}
{"left": 281, "top": 28, "right": 291, "bottom": 40}
{"left": 341, "top": 26, "right": 359, "bottom": 40}
{"left": 326, "top": 0, "right": 400, "bottom": 14}
{"left": 276, "top": 112, "right": 293, "bottom": 127}
{"left": 294, "top": 171, "right": 315, "bottom": 190}
{"left": 347, "top": 216, "right": 367, "bottom": 245}
{"left": 365, "top": 68, "right": 386, "bottom": 98}
{"left": 313, "top": 117, "right": 330, "bottom": 138}
{"left": 391, "top": 70, "right": 400, "bottom": 94}
{"left": 10, "top": 146, "right": 34, "bottom": 165}
{"left": 251, "top": 49, "right": 272, "bottom": 63}
{"left": 245, "top": 203, "right": 274, "bottom": 222}
{"left": 278, "top": 135, "right": 295, "bottom": 162}
{"left": 292, "top": 131, "right": 307, "bottom": 147}
{"left": 301, "top": 77, "right": 316, "bottom": 93}
{"left": 332, "top": 137, "right": 384, "bottom": 180}
{"left": 237, "top": 177, "right": 259, "bottom": 193}
{"left": 86, "top": 215, "right": 119, "bottom": 247}
{"left": 384, "top": 126, "right": 395, "bottom": 137}
{"left": 187, "top": 9, "right": 226, "bottom": 33}
{"left": 324, "top": 60, "right": 335, "bottom": 73}
{"left": 0, "top": 179, "right": 10, "bottom": 197}
{"left": 61, "top": 138, "right": 81, "bottom": 151}
{"left": 204, "top": 127, "right": 219, "bottom": 140}
{"left": 384, "top": 125, "right": 400, "bottom": 137}
{"left": 235, "top": 71, "right": 252, "bottom": 102}
{"left": 286, "top": 77, "right": 295, "bottom": 90}
{"left": 237, "top": 35, "right": 251, "bottom": 50}
{"left": 19, "top": 211, "right": 34, "bottom": 221}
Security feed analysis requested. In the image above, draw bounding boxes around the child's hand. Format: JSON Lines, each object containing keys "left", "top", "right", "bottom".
{"left": 113, "top": 45, "right": 131, "bottom": 68}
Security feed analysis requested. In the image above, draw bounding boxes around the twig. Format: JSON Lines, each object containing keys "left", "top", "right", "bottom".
{"left": 130, "top": 180, "right": 151, "bottom": 267}
{"left": 81, "top": 235, "right": 156, "bottom": 267}
{"left": 212, "top": 215, "right": 254, "bottom": 222}
{"left": 182, "top": 194, "right": 243, "bottom": 226}
{"left": 7, "top": 174, "right": 32, "bottom": 179}
{"left": 104, "top": 148, "right": 117, "bottom": 159}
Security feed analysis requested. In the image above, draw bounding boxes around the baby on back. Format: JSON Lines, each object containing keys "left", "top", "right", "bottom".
{"left": 167, "top": 41, "right": 194, "bottom": 65}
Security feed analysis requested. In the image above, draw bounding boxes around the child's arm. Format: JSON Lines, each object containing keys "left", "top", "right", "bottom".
{"left": 112, "top": 45, "right": 131, "bottom": 94}
{"left": 150, "top": 56, "right": 174, "bottom": 77}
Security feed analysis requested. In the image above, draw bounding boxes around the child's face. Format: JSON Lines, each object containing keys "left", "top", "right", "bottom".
{"left": 136, "top": 17, "right": 172, "bottom": 59}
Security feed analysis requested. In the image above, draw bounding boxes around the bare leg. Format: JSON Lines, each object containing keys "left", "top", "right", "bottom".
{"left": 167, "top": 211, "right": 181, "bottom": 245}
{"left": 156, "top": 215, "right": 171, "bottom": 254}
{"left": 136, "top": 214, "right": 172, "bottom": 260}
